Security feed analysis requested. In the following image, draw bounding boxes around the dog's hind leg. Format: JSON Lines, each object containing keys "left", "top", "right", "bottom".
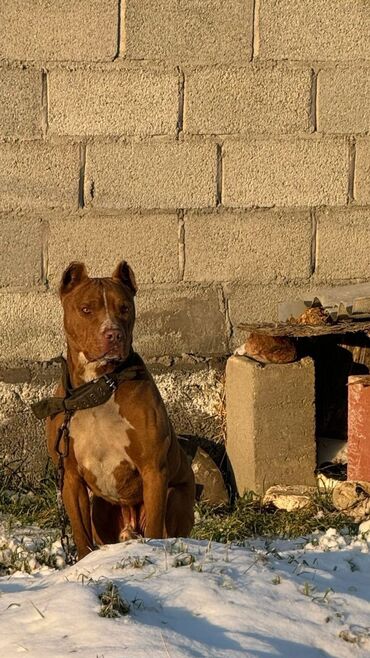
{"left": 165, "top": 480, "right": 195, "bottom": 538}
{"left": 165, "top": 455, "right": 195, "bottom": 538}
{"left": 91, "top": 496, "right": 122, "bottom": 545}
{"left": 92, "top": 498, "right": 142, "bottom": 544}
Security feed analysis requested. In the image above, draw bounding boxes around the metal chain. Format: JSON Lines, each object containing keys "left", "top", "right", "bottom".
{"left": 54, "top": 411, "right": 75, "bottom": 566}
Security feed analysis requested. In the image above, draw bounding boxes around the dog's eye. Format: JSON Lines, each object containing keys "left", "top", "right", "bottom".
{"left": 120, "top": 304, "right": 129, "bottom": 314}
{"left": 81, "top": 306, "right": 91, "bottom": 315}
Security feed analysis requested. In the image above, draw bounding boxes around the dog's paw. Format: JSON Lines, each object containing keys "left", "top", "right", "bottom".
{"left": 119, "top": 526, "right": 140, "bottom": 542}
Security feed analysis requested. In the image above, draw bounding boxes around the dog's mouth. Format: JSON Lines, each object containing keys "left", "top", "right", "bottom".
{"left": 85, "top": 348, "right": 125, "bottom": 365}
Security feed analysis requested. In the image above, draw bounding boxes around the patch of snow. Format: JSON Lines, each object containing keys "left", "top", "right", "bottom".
{"left": 1, "top": 528, "right": 370, "bottom": 656}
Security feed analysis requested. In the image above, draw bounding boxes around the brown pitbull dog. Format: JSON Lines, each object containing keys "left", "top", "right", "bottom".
{"left": 47, "top": 261, "right": 195, "bottom": 559}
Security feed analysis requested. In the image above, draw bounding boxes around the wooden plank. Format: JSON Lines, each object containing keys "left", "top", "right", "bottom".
{"left": 237, "top": 320, "right": 370, "bottom": 338}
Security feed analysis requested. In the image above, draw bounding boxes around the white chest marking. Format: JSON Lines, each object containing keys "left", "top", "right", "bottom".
{"left": 71, "top": 396, "right": 135, "bottom": 501}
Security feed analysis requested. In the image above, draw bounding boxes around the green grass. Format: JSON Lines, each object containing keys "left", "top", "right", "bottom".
{"left": 98, "top": 581, "right": 130, "bottom": 618}
{"left": 0, "top": 461, "right": 61, "bottom": 529}
{"left": 0, "top": 459, "right": 358, "bottom": 541}
{"left": 191, "top": 490, "right": 359, "bottom": 543}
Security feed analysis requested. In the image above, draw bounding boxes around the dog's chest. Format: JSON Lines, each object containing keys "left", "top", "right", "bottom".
{"left": 70, "top": 397, "right": 134, "bottom": 501}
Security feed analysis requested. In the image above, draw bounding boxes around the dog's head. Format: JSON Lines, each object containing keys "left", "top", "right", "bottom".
{"left": 60, "top": 261, "right": 137, "bottom": 372}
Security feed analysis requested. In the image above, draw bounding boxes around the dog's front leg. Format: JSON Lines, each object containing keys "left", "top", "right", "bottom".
{"left": 141, "top": 465, "right": 168, "bottom": 538}
{"left": 62, "top": 471, "right": 94, "bottom": 560}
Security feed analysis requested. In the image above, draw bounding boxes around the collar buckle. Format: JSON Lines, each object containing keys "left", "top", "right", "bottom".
{"left": 103, "top": 374, "right": 117, "bottom": 392}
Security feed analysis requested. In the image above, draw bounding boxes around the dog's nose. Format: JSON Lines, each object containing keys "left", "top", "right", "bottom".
{"left": 104, "top": 328, "right": 122, "bottom": 343}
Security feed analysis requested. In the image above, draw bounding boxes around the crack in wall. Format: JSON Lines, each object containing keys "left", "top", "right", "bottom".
{"left": 178, "top": 210, "right": 185, "bottom": 280}
{"left": 310, "top": 208, "right": 317, "bottom": 276}
{"left": 347, "top": 136, "right": 356, "bottom": 204}
{"left": 251, "top": 0, "right": 260, "bottom": 60}
{"left": 41, "top": 220, "right": 49, "bottom": 289}
{"left": 216, "top": 144, "right": 223, "bottom": 206}
{"left": 113, "top": 0, "right": 123, "bottom": 60}
{"left": 41, "top": 69, "right": 48, "bottom": 138}
{"left": 310, "top": 68, "right": 318, "bottom": 132}
{"left": 78, "top": 143, "right": 87, "bottom": 209}
{"left": 176, "top": 67, "right": 185, "bottom": 139}
{"left": 219, "top": 285, "right": 233, "bottom": 350}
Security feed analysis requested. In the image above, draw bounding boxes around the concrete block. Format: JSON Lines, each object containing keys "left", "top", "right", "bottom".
{"left": 184, "top": 209, "right": 312, "bottom": 283}
{"left": 47, "top": 213, "right": 179, "bottom": 287}
{"left": 0, "top": 142, "right": 79, "bottom": 210}
{"left": 226, "top": 355, "right": 316, "bottom": 494}
{"left": 135, "top": 284, "right": 228, "bottom": 357}
{"left": 124, "top": 0, "right": 253, "bottom": 64}
{"left": 0, "top": 0, "right": 118, "bottom": 61}
{"left": 0, "top": 291, "right": 63, "bottom": 363}
{"left": 85, "top": 140, "right": 217, "bottom": 209}
{"left": 185, "top": 66, "right": 311, "bottom": 135}
{"left": 223, "top": 138, "right": 348, "bottom": 207}
{"left": 316, "top": 208, "right": 370, "bottom": 282}
{"left": 49, "top": 68, "right": 178, "bottom": 136}
{"left": 318, "top": 68, "right": 370, "bottom": 134}
{"left": 224, "top": 281, "right": 315, "bottom": 349}
{"left": 259, "top": 0, "right": 370, "bottom": 61}
{"left": 355, "top": 137, "right": 370, "bottom": 204}
{"left": 0, "top": 68, "right": 42, "bottom": 138}
{"left": 0, "top": 214, "right": 44, "bottom": 288}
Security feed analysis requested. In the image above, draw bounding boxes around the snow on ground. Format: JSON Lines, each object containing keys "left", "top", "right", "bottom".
{"left": 1, "top": 525, "right": 370, "bottom": 657}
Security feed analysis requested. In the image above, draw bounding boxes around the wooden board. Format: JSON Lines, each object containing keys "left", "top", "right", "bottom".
{"left": 237, "top": 320, "right": 370, "bottom": 338}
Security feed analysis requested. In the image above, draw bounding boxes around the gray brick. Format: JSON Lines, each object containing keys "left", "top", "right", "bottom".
{"left": 318, "top": 68, "right": 370, "bottom": 133}
{"left": 259, "top": 0, "right": 370, "bottom": 61}
{"left": 355, "top": 137, "right": 370, "bottom": 203}
{"left": 124, "top": 0, "right": 253, "bottom": 64}
{"left": 47, "top": 213, "right": 179, "bottom": 287}
{"left": 135, "top": 284, "right": 228, "bottom": 356}
{"left": 0, "top": 0, "right": 118, "bottom": 61}
{"left": 0, "top": 142, "right": 79, "bottom": 210}
{"left": 184, "top": 210, "right": 312, "bottom": 283}
{"left": 85, "top": 140, "right": 217, "bottom": 209}
{"left": 0, "top": 68, "right": 42, "bottom": 138}
{"left": 316, "top": 208, "right": 370, "bottom": 281}
{"left": 0, "top": 214, "right": 43, "bottom": 288}
{"left": 0, "top": 291, "right": 63, "bottom": 362}
{"left": 185, "top": 66, "right": 311, "bottom": 134}
{"left": 49, "top": 68, "right": 178, "bottom": 136}
{"left": 224, "top": 281, "right": 315, "bottom": 349}
{"left": 223, "top": 138, "right": 349, "bottom": 207}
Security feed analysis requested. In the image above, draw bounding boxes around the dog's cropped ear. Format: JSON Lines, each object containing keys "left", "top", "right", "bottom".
{"left": 60, "top": 262, "right": 89, "bottom": 298}
{"left": 112, "top": 261, "right": 137, "bottom": 296}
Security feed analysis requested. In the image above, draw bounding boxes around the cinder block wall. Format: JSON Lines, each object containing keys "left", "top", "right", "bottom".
{"left": 0, "top": 0, "right": 370, "bottom": 364}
